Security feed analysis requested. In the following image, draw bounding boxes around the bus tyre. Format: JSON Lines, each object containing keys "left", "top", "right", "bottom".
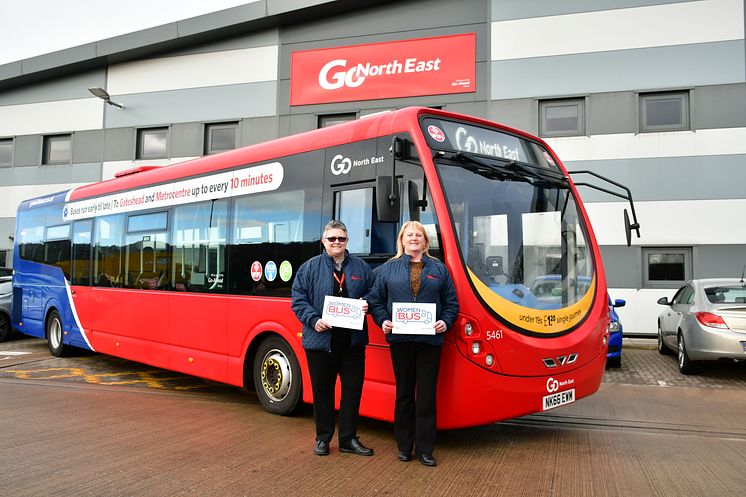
{"left": 47, "top": 310, "right": 69, "bottom": 357}
{"left": 0, "top": 312, "right": 11, "bottom": 342}
{"left": 253, "top": 336, "right": 301, "bottom": 416}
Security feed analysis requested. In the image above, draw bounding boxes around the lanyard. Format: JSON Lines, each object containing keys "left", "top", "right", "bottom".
{"left": 333, "top": 271, "right": 345, "bottom": 295}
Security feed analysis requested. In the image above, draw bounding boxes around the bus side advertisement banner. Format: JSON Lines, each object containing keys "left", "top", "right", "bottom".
{"left": 62, "top": 162, "right": 283, "bottom": 221}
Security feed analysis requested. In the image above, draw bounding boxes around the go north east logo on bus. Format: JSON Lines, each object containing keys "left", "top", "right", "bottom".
{"left": 290, "top": 33, "right": 475, "bottom": 105}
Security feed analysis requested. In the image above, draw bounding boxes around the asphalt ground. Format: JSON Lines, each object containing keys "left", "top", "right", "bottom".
{"left": 1, "top": 336, "right": 745, "bottom": 497}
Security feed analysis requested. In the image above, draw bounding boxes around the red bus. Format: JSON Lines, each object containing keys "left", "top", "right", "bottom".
{"left": 13, "top": 107, "right": 639, "bottom": 428}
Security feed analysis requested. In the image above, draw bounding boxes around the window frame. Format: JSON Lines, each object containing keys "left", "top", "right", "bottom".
{"left": 43, "top": 134, "right": 72, "bottom": 165}
{"left": 204, "top": 122, "right": 238, "bottom": 155}
{"left": 0, "top": 137, "right": 13, "bottom": 167}
{"left": 136, "top": 127, "right": 169, "bottom": 160}
{"left": 539, "top": 98, "right": 586, "bottom": 138}
{"left": 639, "top": 90, "right": 690, "bottom": 132}
{"left": 318, "top": 113, "right": 357, "bottom": 129}
{"left": 642, "top": 247, "right": 692, "bottom": 288}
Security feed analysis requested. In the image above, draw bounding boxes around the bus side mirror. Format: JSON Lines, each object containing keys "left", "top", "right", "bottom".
{"left": 407, "top": 180, "right": 420, "bottom": 222}
{"left": 624, "top": 209, "right": 640, "bottom": 247}
{"left": 376, "top": 176, "right": 400, "bottom": 223}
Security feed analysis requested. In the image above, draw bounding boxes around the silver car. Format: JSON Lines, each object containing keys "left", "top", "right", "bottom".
{"left": 657, "top": 278, "right": 746, "bottom": 374}
{"left": 0, "top": 274, "right": 12, "bottom": 342}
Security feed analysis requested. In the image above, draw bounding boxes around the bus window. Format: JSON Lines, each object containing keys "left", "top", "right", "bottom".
{"left": 71, "top": 220, "right": 92, "bottom": 285}
{"left": 44, "top": 224, "right": 71, "bottom": 280}
{"left": 334, "top": 188, "right": 372, "bottom": 254}
{"left": 173, "top": 200, "right": 228, "bottom": 293}
{"left": 401, "top": 178, "right": 442, "bottom": 260}
{"left": 17, "top": 208, "right": 46, "bottom": 263}
{"left": 229, "top": 189, "right": 312, "bottom": 296}
{"left": 93, "top": 215, "right": 124, "bottom": 287}
{"left": 124, "top": 211, "right": 171, "bottom": 290}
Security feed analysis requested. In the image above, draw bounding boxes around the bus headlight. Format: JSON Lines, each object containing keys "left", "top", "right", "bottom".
{"left": 485, "top": 354, "right": 494, "bottom": 366}
{"left": 471, "top": 342, "right": 481, "bottom": 355}
{"left": 464, "top": 323, "right": 473, "bottom": 336}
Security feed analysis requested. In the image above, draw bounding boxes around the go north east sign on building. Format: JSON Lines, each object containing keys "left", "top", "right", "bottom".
{"left": 290, "top": 33, "right": 476, "bottom": 105}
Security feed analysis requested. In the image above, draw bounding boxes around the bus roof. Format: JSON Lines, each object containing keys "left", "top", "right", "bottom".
{"left": 64, "top": 106, "right": 544, "bottom": 202}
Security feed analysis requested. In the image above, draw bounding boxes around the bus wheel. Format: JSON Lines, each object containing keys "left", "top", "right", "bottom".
{"left": 47, "top": 310, "right": 69, "bottom": 357}
{"left": 0, "top": 312, "right": 11, "bottom": 342}
{"left": 253, "top": 336, "right": 301, "bottom": 415}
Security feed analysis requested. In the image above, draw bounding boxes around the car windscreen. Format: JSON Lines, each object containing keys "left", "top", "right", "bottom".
{"left": 704, "top": 285, "right": 746, "bottom": 304}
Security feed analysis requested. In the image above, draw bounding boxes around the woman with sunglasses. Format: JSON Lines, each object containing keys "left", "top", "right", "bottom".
{"left": 368, "top": 220, "right": 458, "bottom": 467}
{"left": 291, "top": 220, "right": 375, "bottom": 458}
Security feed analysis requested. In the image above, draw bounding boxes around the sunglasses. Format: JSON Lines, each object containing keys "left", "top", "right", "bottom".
{"left": 325, "top": 236, "right": 348, "bottom": 242}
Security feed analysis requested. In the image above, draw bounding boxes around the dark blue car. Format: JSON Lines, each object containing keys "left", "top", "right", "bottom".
{"left": 607, "top": 296, "right": 626, "bottom": 368}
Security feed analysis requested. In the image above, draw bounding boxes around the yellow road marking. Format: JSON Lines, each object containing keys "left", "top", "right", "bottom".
{"left": 2, "top": 366, "right": 204, "bottom": 390}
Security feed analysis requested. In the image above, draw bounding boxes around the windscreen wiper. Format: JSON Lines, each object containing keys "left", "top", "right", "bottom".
{"left": 438, "top": 150, "right": 570, "bottom": 188}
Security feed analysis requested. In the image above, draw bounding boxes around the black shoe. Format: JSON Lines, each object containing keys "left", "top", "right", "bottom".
{"left": 418, "top": 454, "right": 436, "bottom": 467}
{"left": 397, "top": 451, "right": 413, "bottom": 462}
{"left": 314, "top": 440, "right": 329, "bottom": 456}
{"left": 339, "top": 438, "right": 374, "bottom": 456}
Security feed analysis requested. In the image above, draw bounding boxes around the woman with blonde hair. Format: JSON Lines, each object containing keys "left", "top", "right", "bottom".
{"left": 368, "top": 221, "right": 458, "bottom": 466}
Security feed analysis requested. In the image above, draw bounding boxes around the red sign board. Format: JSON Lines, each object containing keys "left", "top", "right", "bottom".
{"left": 290, "top": 33, "right": 476, "bottom": 106}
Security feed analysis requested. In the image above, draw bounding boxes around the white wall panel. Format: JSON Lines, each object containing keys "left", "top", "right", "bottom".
{"left": 585, "top": 199, "right": 746, "bottom": 246}
{"left": 491, "top": 0, "right": 744, "bottom": 61}
{"left": 0, "top": 98, "right": 103, "bottom": 136}
{"left": 107, "top": 45, "right": 279, "bottom": 95}
{"left": 607, "top": 287, "right": 672, "bottom": 335}
{"left": 546, "top": 127, "right": 746, "bottom": 162}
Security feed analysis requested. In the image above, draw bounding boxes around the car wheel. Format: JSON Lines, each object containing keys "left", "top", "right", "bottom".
{"left": 677, "top": 333, "right": 696, "bottom": 375}
{"left": 0, "top": 312, "right": 11, "bottom": 342}
{"left": 47, "top": 310, "right": 71, "bottom": 357}
{"left": 606, "top": 356, "right": 621, "bottom": 368}
{"left": 252, "top": 335, "right": 302, "bottom": 416}
{"left": 657, "top": 327, "right": 671, "bottom": 355}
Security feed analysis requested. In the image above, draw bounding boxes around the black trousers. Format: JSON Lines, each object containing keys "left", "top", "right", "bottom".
{"left": 389, "top": 341, "right": 442, "bottom": 457}
{"left": 305, "top": 339, "right": 365, "bottom": 444}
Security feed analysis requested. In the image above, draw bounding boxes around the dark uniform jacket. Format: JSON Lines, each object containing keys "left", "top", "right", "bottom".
{"left": 368, "top": 254, "right": 458, "bottom": 346}
{"left": 291, "top": 250, "right": 374, "bottom": 351}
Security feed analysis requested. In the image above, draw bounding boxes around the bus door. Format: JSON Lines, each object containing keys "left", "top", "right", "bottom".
{"left": 69, "top": 220, "right": 93, "bottom": 333}
{"left": 120, "top": 211, "right": 171, "bottom": 350}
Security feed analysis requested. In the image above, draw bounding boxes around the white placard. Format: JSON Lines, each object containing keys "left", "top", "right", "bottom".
{"left": 392, "top": 302, "right": 437, "bottom": 335}
{"left": 321, "top": 296, "right": 366, "bottom": 330}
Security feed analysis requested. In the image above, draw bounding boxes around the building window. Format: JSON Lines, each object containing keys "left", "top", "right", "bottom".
{"left": 643, "top": 247, "right": 692, "bottom": 287}
{"left": 539, "top": 99, "right": 585, "bottom": 137}
{"left": 43, "top": 134, "right": 71, "bottom": 164}
{"left": 0, "top": 138, "right": 12, "bottom": 167}
{"left": 318, "top": 113, "right": 356, "bottom": 128}
{"left": 137, "top": 127, "right": 168, "bottom": 160}
{"left": 205, "top": 122, "right": 238, "bottom": 155}
{"left": 640, "top": 91, "right": 689, "bottom": 132}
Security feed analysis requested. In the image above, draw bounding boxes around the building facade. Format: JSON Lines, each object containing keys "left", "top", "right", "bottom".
{"left": 1, "top": 0, "right": 744, "bottom": 333}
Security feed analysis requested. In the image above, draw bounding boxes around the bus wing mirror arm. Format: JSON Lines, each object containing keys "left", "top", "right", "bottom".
{"left": 376, "top": 137, "right": 404, "bottom": 223}
{"left": 568, "top": 170, "right": 641, "bottom": 247}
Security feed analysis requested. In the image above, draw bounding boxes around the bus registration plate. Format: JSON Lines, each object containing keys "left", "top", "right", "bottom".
{"left": 542, "top": 389, "right": 575, "bottom": 411}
